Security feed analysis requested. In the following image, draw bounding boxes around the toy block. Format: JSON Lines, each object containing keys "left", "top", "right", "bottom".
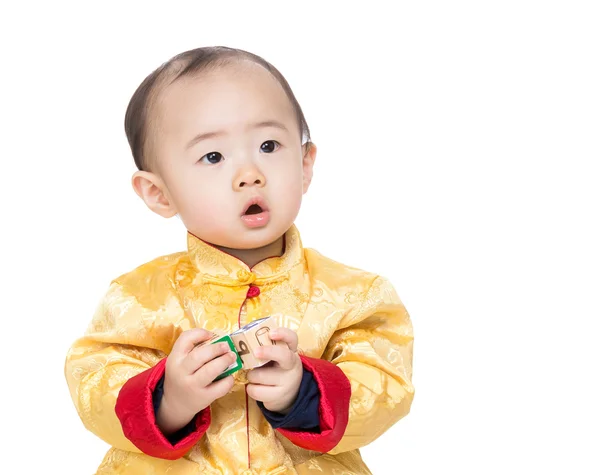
{"left": 197, "top": 333, "right": 244, "bottom": 381}
{"left": 230, "top": 316, "right": 283, "bottom": 369}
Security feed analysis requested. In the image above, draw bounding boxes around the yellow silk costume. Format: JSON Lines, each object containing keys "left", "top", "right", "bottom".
{"left": 65, "top": 226, "right": 414, "bottom": 474}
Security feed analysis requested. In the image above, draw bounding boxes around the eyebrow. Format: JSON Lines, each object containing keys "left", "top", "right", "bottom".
{"left": 252, "top": 120, "right": 289, "bottom": 132}
{"left": 186, "top": 120, "right": 289, "bottom": 149}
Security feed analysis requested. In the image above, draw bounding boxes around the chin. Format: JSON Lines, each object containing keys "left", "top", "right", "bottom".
{"left": 189, "top": 220, "right": 292, "bottom": 250}
{"left": 231, "top": 227, "right": 284, "bottom": 250}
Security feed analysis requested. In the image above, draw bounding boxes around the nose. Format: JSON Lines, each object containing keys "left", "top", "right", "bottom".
{"left": 233, "top": 164, "right": 266, "bottom": 191}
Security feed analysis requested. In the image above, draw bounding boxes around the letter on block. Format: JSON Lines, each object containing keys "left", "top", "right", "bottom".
{"left": 230, "top": 316, "right": 283, "bottom": 369}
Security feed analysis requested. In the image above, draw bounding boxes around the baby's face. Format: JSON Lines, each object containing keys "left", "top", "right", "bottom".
{"left": 151, "top": 61, "right": 313, "bottom": 249}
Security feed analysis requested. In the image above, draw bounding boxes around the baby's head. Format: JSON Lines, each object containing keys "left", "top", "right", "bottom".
{"left": 125, "top": 46, "right": 317, "bottom": 250}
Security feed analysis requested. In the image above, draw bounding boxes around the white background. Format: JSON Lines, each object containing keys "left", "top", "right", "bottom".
{"left": 1, "top": 1, "right": 599, "bottom": 474}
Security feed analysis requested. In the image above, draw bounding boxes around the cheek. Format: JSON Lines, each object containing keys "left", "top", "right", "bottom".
{"left": 168, "top": 172, "right": 229, "bottom": 221}
{"left": 272, "top": 174, "right": 303, "bottom": 218}
{"left": 269, "top": 156, "right": 304, "bottom": 193}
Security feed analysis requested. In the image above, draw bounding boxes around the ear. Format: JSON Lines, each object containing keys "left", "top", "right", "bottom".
{"left": 302, "top": 142, "right": 317, "bottom": 194}
{"left": 131, "top": 171, "right": 178, "bottom": 218}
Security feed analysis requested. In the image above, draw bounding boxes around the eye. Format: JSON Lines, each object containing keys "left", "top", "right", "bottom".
{"left": 260, "top": 140, "right": 280, "bottom": 153}
{"left": 200, "top": 151, "right": 223, "bottom": 164}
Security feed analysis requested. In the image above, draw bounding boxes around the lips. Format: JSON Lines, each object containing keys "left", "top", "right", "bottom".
{"left": 241, "top": 196, "right": 270, "bottom": 228}
{"left": 242, "top": 196, "right": 269, "bottom": 216}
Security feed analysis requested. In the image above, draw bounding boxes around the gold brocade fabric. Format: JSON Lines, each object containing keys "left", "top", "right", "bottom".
{"left": 65, "top": 226, "right": 414, "bottom": 474}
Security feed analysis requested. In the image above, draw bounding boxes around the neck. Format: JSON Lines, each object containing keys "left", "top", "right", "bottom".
{"left": 215, "top": 235, "right": 285, "bottom": 269}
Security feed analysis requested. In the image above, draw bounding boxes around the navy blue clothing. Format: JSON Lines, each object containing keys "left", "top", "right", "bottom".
{"left": 153, "top": 368, "right": 321, "bottom": 444}
{"left": 256, "top": 368, "right": 320, "bottom": 431}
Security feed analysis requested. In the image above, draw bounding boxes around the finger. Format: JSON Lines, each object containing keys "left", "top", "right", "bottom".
{"left": 183, "top": 341, "right": 232, "bottom": 375}
{"left": 205, "top": 375, "right": 235, "bottom": 400}
{"left": 193, "top": 351, "right": 238, "bottom": 386}
{"left": 171, "top": 328, "right": 216, "bottom": 357}
{"left": 254, "top": 345, "right": 297, "bottom": 370}
{"left": 246, "top": 366, "right": 281, "bottom": 386}
{"left": 246, "top": 383, "right": 282, "bottom": 404}
{"left": 268, "top": 328, "right": 298, "bottom": 352}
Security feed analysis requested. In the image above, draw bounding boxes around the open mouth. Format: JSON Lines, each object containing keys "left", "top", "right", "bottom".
{"left": 242, "top": 196, "right": 271, "bottom": 228}
{"left": 241, "top": 197, "right": 270, "bottom": 228}
{"left": 244, "top": 204, "right": 264, "bottom": 215}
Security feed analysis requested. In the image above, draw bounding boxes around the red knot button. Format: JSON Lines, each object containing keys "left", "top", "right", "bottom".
{"left": 246, "top": 285, "right": 260, "bottom": 298}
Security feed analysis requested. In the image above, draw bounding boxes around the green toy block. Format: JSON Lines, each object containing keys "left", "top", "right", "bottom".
{"left": 203, "top": 334, "right": 243, "bottom": 381}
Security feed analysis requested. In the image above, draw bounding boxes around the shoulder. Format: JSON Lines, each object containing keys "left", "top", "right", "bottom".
{"left": 303, "top": 247, "right": 384, "bottom": 293}
{"left": 113, "top": 251, "right": 188, "bottom": 285}
{"left": 303, "top": 247, "right": 405, "bottom": 320}
{"left": 105, "top": 250, "right": 191, "bottom": 310}
{"left": 85, "top": 251, "right": 191, "bottom": 348}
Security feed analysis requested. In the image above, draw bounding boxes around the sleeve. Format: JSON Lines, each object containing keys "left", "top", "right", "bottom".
{"left": 257, "top": 367, "right": 320, "bottom": 431}
{"left": 276, "top": 276, "right": 414, "bottom": 454}
{"left": 64, "top": 282, "right": 210, "bottom": 460}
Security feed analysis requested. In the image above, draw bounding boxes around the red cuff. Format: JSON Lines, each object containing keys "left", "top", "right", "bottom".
{"left": 115, "top": 358, "right": 211, "bottom": 460}
{"left": 277, "top": 355, "right": 351, "bottom": 453}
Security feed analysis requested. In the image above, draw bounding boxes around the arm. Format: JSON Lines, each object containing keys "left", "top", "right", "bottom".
{"left": 277, "top": 276, "right": 414, "bottom": 454}
{"left": 64, "top": 282, "right": 210, "bottom": 460}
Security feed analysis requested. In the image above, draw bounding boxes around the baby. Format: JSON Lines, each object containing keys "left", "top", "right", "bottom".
{"left": 65, "top": 46, "right": 414, "bottom": 475}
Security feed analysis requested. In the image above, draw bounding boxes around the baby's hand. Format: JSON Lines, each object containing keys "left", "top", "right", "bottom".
{"left": 156, "top": 329, "right": 236, "bottom": 435}
{"left": 246, "top": 328, "right": 303, "bottom": 414}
